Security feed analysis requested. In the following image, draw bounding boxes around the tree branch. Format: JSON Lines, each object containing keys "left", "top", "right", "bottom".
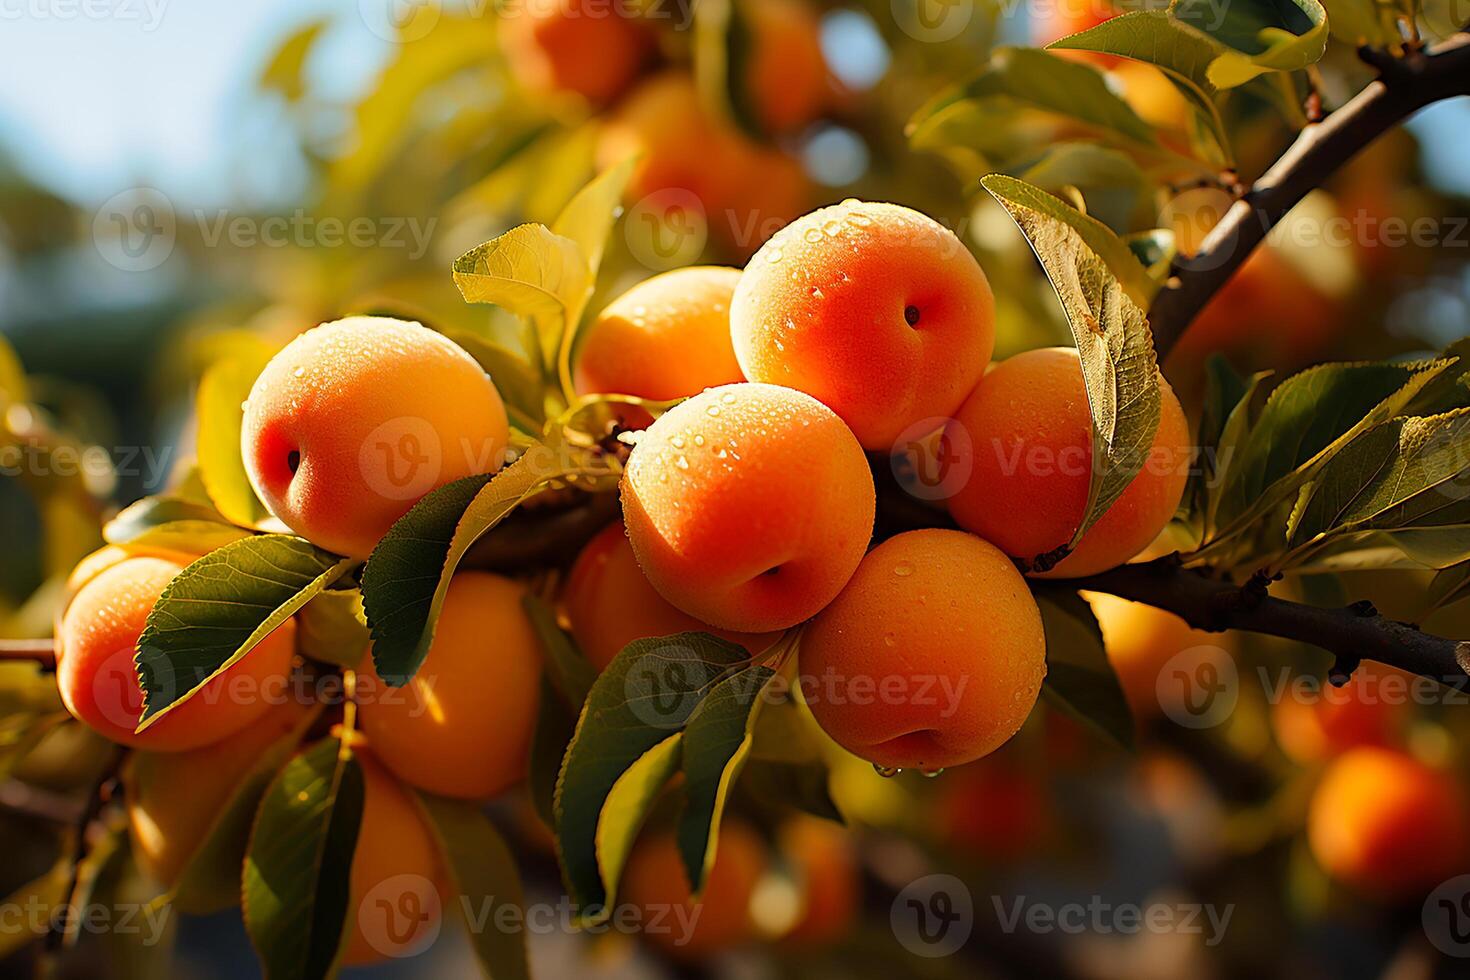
{"left": 1065, "top": 556, "right": 1470, "bottom": 686}
{"left": 1149, "top": 31, "right": 1470, "bottom": 357}
{"left": 0, "top": 639, "right": 57, "bottom": 669}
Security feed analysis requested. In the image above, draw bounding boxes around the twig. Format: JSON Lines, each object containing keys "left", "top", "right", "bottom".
{"left": 1149, "top": 31, "right": 1470, "bottom": 357}
{"left": 45, "top": 743, "right": 124, "bottom": 951}
{"left": 1064, "top": 556, "right": 1470, "bottom": 686}
{"left": 0, "top": 639, "right": 57, "bottom": 669}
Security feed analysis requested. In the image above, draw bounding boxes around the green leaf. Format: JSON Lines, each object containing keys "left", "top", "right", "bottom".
{"left": 135, "top": 536, "right": 354, "bottom": 730}
{"left": 982, "top": 175, "right": 1162, "bottom": 560}
{"left": 1287, "top": 409, "right": 1470, "bottom": 548}
{"left": 529, "top": 678, "right": 579, "bottom": 827}
{"left": 1037, "top": 593, "right": 1134, "bottom": 750}
{"left": 552, "top": 158, "right": 638, "bottom": 400}
{"left": 1428, "top": 559, "right": 1470, "bottom": 613}
{"left": 555, "top": 633, "right": 754, "bottom": 916}
{"left": 418, "top": 794, "right": 531, "bottom": 980}
{"left": 243, "top": 737, "right": 364, "bottom": 980}
{"left": 103, "top": 493, "right": 251, "bottom": 554}
{"left": 1015, "top": 143, "right": 1151, "bottom": 235}
{"left": 677, "top": 664, "right": 774, "bottom": 893}
{"left": 909, "top": 47, "right": 1158, "bottom": 154}
{"left": 362, "top": 444, "right": 610, "bottom": 685}
{"left": 296, "top": 588, "right": 371, "bottom": 669}
{"left": 259, "top": 19, "right": 327, "bottom": 100}
{"left": 522, "top": 595, "right": 598, "bottom": 708}
{"left": 693, "top": 0, "right": 763, "bottom": 137}
{"left": 452, "top": 224, "right": 591, "bottom": 376}
{"left": 197, "top": 354, "right": 275, "bottom": 529}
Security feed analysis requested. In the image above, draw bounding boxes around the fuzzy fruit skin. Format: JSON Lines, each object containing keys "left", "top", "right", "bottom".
{"left": 126, "top": 696, "right": 310, "bottom": 905}
{"left": 341, "top": 753, "right": 447, "bottom": 966}
{"left": 946, "top": 347, "right": 1191, "bottom": 578}
{"left": 58, "top": 557, "right": 296, "bottom": 751}
{"left": 574, "top": 267, "right": 746, "bottom": 401}
{"left": 241, "top": 316, "right": 508, "bottom": 560}
{"left": 621, "top": 382, "right": 874, "bottom": 632}
{"left": 1307, "top": 747, "right": 1470, "bottom": 899}
{"left": 745, "top": 0, "right": 829, "bottom": 134}
{"left": 563, "top": 522, "right": 779, "bottom": 671}
{"left": 800, "top": 529, "right": 1046, "bottom": 771}
{"left": 357, "top": 572, "right": 542, "bottom": 800}
{"left": 731, "top": 200, "right": 995, "bottom": 450}
{"left": 622, "top": 821, "right": 767, "bottom": 959}
{"left": 498, "top": 0, "right": 655, "bottom": 105}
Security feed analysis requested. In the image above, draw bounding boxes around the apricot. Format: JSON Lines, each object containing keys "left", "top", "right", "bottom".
{"left": 621, "top": 382, "right": 874, "bottom": 632}
{"left": 127, "top": 697, "right": 310, "bottom": 895}
{"left": 357, "top": 572, "right": 542, "bottom": 800}
{"left": 621, "top": 820, "right": 767, "bottom": 959}
{"left": 1033, "top": 0, "right": 1120, "bottom": 67}
{"left": 342, "top": 753, "right": 447, "bottom": 966}
{"left": 573, "top": 267, "right": 746, "bottom": 402}
{"left": 1110, "top": 61, "right": 1190, "bottom": 132}
{"left": 241, "top": 316, "right": 509, "bottom": 560}
{"left": 1271, "top": 664, "right": 1407, "bottom": 765}
{"left": 778, "top": 816, "right": 857, "bottom": 946}
{"left": 1307, "top": 747, "right": 1469, "bottom": 899}
{"left": 563, "top": 522, "right": 779, "bottom": 672}
{"left": 1087, "top": 591, "right": 1219, "bottom": 720}
{"left": 730, "top": 200, "right": 995, "bottom": 450}
{"left": 946, "top": 347, "right": 1191, "bottom": 578}
{"left": 57, "top": 557, "right": 296, "bottom": 751}
{"left": 744, "top": 0, "right": 829, "bottom": 134}
{"left": 800, "top": 529, "right": 1046, "bottom": 771}
{"left": 497, "top": 0, "right": 655, "bottom": 106}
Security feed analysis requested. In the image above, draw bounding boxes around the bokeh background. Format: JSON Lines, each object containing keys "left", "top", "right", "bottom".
{"left": 3, "top": 1, "right": 1470, "bottom": 978}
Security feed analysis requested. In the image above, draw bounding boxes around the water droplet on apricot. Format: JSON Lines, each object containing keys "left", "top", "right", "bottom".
{"left": 873, "top": 764, "right": 901, "bottom": 778}
{"left": 894, "top": 564, "right": 913, "bottom": 577}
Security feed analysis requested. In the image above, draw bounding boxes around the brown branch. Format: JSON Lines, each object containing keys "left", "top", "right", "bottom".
{"left": 0, "top": 639, "right": 57, "bottom": 669}
{"left": 1149, "top": 31, "right": 1470, "bottom": 357}
{"left": 1065, "top": 556, "right": 1470, "bottom": 686}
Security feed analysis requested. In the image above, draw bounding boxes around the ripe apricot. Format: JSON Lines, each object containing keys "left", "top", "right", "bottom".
{"left": 58, "top": 557, "right": 296, "bottom": 751}
{"left": 800, "top": 529, "right": 1046, "bottom": 771}
{"left": 621, "top": 820, "right": 767, "bottom": 959}
{"left": 1033, "top": 0, "right": 1120, "bottom": 67}
{"left": 357, "top": 572, "right": 542, "bottom": 800}
{"left": 731, "top": 200, "right": 995, "bottom": 450}
{"left": 1271, "top": 664, "right": 1407, "bottom": 765}
{"left": 778, "top": 816, "right": 857, "bottom": 946}
{"left": 946, "top": 347, "right": 1191, "bottom": 577}
{"left": 127, "top": 697, "right": 310, "bottom": 897}
{"left": 573, "top": 267, "right": 746, "bottom": 402}
{"left": 242, "top": 316, "right": 509, "bottom": 560}
{"left": 497, "top": 0, "right": 655, "bottom": 106}
{"left": 1111, "top": 62, "right": 1189, "bottom": 132}
{"left": 744, "top": 0, "right": 829, "bottom": 134}
{"left": 563, "top": 522, "right": 778, "bottom": 671}
{"left": 342, "top": 753, "right": 447, "bottom": 966}
{"left": 621, "top": 383, "right": 874, "bottom": 632}
{"left": 1087, "top": 591, "right": 1220, "bottom": 720}
{"left": 1307, "top": 747, "right": 1469, "bottom": 899}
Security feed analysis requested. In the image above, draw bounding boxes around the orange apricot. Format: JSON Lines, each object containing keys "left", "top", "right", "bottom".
{"left": 1307, "top": 747, "right": 1469, "bottom": 899}
{"left": 1087, "top": 591, "right": 1221, "bottom": 721}
{"left": 1271, "top": 664, "right": 1408, "bottom": 765}
{"left": 357, "top": 572, "right": 542, "bottom": 800}
{"left": 744, "top": 0, "right": 829, "bottom": 134}
{"left": 621, "top": 382, "right": 874, "bottom": 632}
{"left": 621, "top": 820, "right": 767, "bottom": 959}
{"left": 57, "top": 557, "right": 296, "bottom": 751}
{"left": 573, "top": 267, "right": 746, "bottom": 401}
{"left": 563, "top": 522, "right": 779, "bottom": 671}
{"left": 731, "top": 200, "right": 995, "bottom": 450}
{"left": 498, "top": 0, "right": 655, "bottom": 106}
{"left": 946, "top": 346, "right": 1192, "bottom": 578}
{"left": 778, "top": 816, "right": 858, "bottom": 946}
{"left": 800, "top": 529, "right": 1046, "bottom": 771}
{"left": 342, "top": 753, "right": 447, "bottom": 966}
{"left": 242, "top": 316, "right": 509, "bottom": 560}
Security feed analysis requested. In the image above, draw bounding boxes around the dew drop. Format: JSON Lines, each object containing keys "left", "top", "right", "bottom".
{"left": 873, "top": 764, "right": 901, "bottom": 778}
{"left": 766, "top": 248, "right": 784, "bottom": 264}
{"left": 671, "top": 435, "right": 687, "bottom": 449}
{"left": 675, "top": 455, "right": 689, "bottom": 470}
{"left": 847, "top": 212, "right": 874, "bottom": 228}
{"left": 920, "top": 768, "right": 945, "bottom": 779}
{"left": 811, "top": 287, "right": 824, "bottom": 300}
{"left": 721, "top": 392, "right": 737, "bottom": 404}
{"left": 693, "top": 434, "right": 705, "bottom": 447}
{"left": 803, "top": 227, "right": 823, "bottom": 244}
{"left": 882, "top": 634, "right": 896, "bottom": 648}
{"left": 706, "top": 405, "right": 721, "bottom": 417}
{"left": 893, "top": 563, "right": 913, "bottom": 577}
{"left": 292, "top": 366, "right": 306, "bottom": 379}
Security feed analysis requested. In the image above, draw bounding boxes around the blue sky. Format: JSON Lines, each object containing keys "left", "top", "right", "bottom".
{"left": 0, "top": 1, "right": 1466, "bottom": 208}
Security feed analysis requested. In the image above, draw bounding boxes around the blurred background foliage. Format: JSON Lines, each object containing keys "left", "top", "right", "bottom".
{"left": 1, "top": 0, "right": 1470, "bottom": 978}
